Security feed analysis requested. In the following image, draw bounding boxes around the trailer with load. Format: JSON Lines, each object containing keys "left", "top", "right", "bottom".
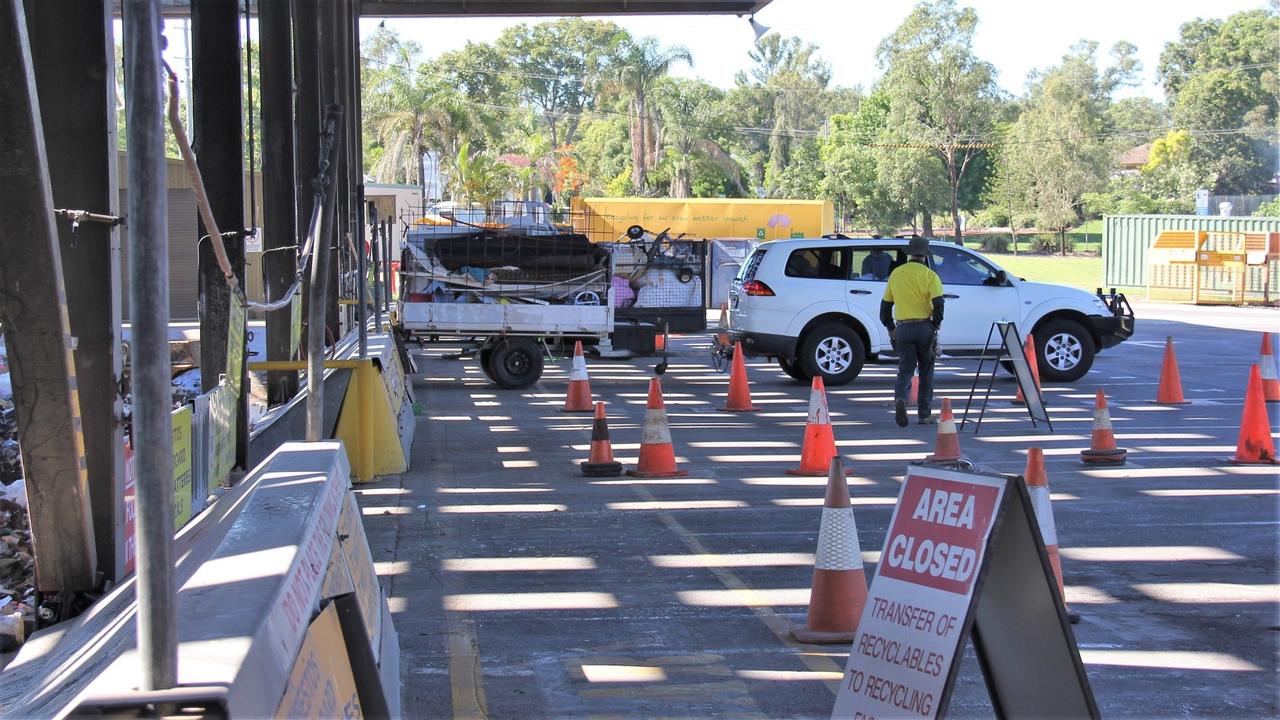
{"left": 394, "top": 202, "right": 615, "bottom": 388}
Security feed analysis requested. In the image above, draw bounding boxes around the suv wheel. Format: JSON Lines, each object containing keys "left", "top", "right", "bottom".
{"left": 777, "top": 356, "right": 809, "bottom": 382}
{"left": 798, "top": 322, "right": 865, "bottom": 386}
{"left": 1035, "top": 319, "right": 1095, "bottom": 382}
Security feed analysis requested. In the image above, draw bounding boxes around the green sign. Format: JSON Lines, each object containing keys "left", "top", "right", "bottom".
{"left": 172, "top": 405, "right": 193, "bottom": 530}
{"left": 207, "top": 384, "right": 236, "bottom": 489}
{"left": 790, "top": 230, "right": 805, "bottom": 238}
{"left": 226, "top": 292, "right": 245, "bottom": 397}
{"left": 290, "top": 293, "right": 302, "bottom": 360}
{"left": 756, "top": 228, "right": 767, "bottom": 240}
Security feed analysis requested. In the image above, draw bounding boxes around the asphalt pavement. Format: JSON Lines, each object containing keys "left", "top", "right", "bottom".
{"left": 359, "top": 306, "right": 1279, "bottom": 719}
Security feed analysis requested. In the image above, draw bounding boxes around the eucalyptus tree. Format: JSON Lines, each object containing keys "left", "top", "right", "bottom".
{"left": 994, "top": 43, "right": 1117, "bottom": 253}
{"left": 1158, "top": 7, "right": 1279, "bottom": 194}
{"left": 613, "top": 36, "right": 692, "bottom": 192}
{"left": 651, "top": 77, "right": 744, "bottom": 198}
{"left": 875, "top": 0, "right": 1001, "bottom": 242}
{"left": 731, "top": 34, "right": 832, "bottom": 196}
{"left": 496, "top": 18, "right": 630, "bottom": 150}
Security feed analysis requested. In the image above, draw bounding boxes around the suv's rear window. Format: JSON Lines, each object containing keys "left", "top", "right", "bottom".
{"left": 737, "top": 248, "right": 767, "bottom": 282}
{"left": 784, "top": 247, "right": 849, "bottom": 280}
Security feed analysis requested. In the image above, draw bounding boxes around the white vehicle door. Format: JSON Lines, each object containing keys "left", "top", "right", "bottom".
{"left": 928, "top": 245, "right": 1021, "bottom": 349}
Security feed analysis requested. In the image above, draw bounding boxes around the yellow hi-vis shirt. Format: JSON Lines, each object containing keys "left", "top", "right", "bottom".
{"left": 883, "top": 261, "right": 943, "bottom": 321}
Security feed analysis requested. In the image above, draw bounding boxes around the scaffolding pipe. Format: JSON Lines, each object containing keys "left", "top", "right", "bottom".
{"left": 370, "top": 202, "right": 382, "bottom": 330}
{"left": 123, "top": 0, "right": 176, "bottom": 691}
{"left": 383, "top": 219, "right": 393, "bottom": 308}
{"left": 357, "top": 185, "right": 368, "bottom": 357}
{"left": 306, "top": 105, "right": 343, "bottom": 441}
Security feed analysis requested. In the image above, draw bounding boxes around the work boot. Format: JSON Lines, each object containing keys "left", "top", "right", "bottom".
{"left": 919, "top": 405, "right": 934, "bottom": 424}
{"left": 918, "top": 414, "right": 936, "bottom": 425}
{"left": 895, "top": 399, "right": 908, "bottom": 428}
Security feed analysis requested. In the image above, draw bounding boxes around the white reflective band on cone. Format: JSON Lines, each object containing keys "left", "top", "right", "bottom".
{"left": 640, "top": 409, "right": 673, "bottom": 445}
{"left": 938, "top": 418, "right": 957, "bottom": 434}
{"left": 1027, "top": 485, "right": 1058, "bottom": 546}
{"left": 570, "top": 354, "right": 588, "bottom": 381}
{"left": 1093, "top": 408, "right": 1112, "bottom": 429}
{"left": 807, "top": 390, "right": 830, "bottom": 425}
{"left": 815, "top": 507, "right": 863, "bottom": 571}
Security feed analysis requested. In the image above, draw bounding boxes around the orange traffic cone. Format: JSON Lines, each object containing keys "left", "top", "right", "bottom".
{"left": 1081, "top": 390, "right": 1126, "bottom": 464}
{"left": 718, "top": 341, "right": 759, "bottom": 412}
{"left": 1013, "top": 334, "right": 1042, "bottom": 406}
{"left": 562, "top": 341, "right": 594, "bottom": 412}
{"left": 1228, "top": 364, "right": 1278, "bottom": 465}
{"left": 925, "top": 398, "right": 963, "bottom": 462}
{"left": 715, "top": 303, "right": 730, "bottom": 349}
{"left": 790, "top": 457, "right": 868, "bottom": 644}
{"left": 1152, "top": 336, "right": 1190, "bottom": 405}
{"left": 627, "top": 378, "right": 688, "bottom": 477}
{"left": 788, "top": 377, "right": 847, "bottom": 476}
{"left": 654, "top": 332, "right": 666, "bottom": 352}
{"left": 1259, "top": 334, "right": 1280, "bottom": 402}
{"left": 1024, "top": 448, "right": 1079, "bottom": 623}
{"left": 908, "top": 374, "right": 919, "bottom": 407}
{"left": 581, "top": 402, "right": 623, "bottom": 477}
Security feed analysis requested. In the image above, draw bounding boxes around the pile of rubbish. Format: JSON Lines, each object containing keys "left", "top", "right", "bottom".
{"left": 0, "top": 481, "right": 32, "bottom": 651}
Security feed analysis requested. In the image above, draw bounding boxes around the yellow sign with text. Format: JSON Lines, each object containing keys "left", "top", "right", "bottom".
{"left": 172, "top": 405, "right": 193, "bottom": 530}
{"left": 571, "top": 197, "right": 834, "bottom": 241}
{"left": 275, "top": 601, "right": 363, "bottom": 720}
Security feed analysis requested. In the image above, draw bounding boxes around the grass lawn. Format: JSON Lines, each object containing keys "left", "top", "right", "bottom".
{"left": 984, "top": 253, "right": 1104, "bottom": 292}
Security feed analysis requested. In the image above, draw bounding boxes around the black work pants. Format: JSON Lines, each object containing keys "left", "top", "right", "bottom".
{"left": 894, "top": 321, "right": 936, "bottom": 417}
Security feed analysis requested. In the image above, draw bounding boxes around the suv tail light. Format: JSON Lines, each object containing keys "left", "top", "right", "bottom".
{"left": 741, "top": 280, "right": 775, "bottom": 297}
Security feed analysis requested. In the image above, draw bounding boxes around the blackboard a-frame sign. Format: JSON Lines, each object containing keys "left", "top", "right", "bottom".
{"left": 832, "top": 463, "right": 1098, "bottom": 719}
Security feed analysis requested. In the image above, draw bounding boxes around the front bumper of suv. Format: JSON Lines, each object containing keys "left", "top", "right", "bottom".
{"left": 1089, "top": 289, "right": 1135, "bottom": 349}
{"left": 730, "top": 331, "right": 796, "bottom": 359}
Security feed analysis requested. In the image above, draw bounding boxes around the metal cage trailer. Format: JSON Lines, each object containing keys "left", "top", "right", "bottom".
{"left": 395, "top": 210, "right": 615, "bottom": 388}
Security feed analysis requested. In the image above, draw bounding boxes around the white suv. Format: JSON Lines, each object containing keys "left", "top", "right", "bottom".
{"left": 728, "top": 236, "right": 1134, "bottom": 385}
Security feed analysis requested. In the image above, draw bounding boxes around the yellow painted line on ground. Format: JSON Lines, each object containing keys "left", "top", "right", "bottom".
{"left": 447, "top": 614, "right": 490, "bottom": 719}
{"left": 630, "top": 484, "right": 847, "bottom": 696}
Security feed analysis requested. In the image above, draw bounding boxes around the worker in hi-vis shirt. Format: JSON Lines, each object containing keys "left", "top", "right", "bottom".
{"left": 879, "top": 236, "right": 944, "bottom": 427}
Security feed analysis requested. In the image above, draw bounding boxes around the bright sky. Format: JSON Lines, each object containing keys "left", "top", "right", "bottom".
{"left": 361, "top": 0, "right": 1266, "bottom": 99}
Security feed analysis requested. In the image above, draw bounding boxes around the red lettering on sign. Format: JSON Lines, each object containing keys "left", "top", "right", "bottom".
{"left": 878, "top": 475, "right": 1000, "bottom": 595}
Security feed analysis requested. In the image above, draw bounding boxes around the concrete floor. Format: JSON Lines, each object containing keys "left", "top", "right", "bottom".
{"left": 359, "top": 308, "right": 1279, "bottom": 719}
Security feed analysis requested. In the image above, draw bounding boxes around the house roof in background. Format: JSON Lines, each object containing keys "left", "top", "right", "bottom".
{"left": 1119, "top": 143, "right": 1152, "bottom": 168}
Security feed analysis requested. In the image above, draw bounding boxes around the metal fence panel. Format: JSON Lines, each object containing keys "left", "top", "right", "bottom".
{"left": 1103, "top": 214, "right": 1280, "bottom": 287}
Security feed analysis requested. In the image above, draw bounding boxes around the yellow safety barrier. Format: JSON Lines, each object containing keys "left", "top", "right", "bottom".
{"left": 332, "top": 333, "right": 415, "bottom": 483}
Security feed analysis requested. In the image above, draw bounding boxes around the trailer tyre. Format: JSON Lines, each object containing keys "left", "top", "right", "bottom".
{"left": 479, "top": 348, "right": 497, "bottom": 381}
{"left": 489, "top": 338, "right": 544, "bottom": 389}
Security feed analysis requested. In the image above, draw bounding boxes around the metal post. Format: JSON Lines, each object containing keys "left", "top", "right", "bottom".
{"left": 26, "top": 0, "right": 125, "bottom": 583}
{"left": 0, "top": 0, "right": 98, "bottom": 594}
{"left": 124, "top": 0, "right": 176, "bottom": 690}
{"left": 307, "top": 107, "right": 343, "bottom": 441}
{"left": 357, "top": 186, "right": 368, "bottom": 357}
{"left": 260, "top": 0, "right": 298, "bottom": 404}
{"left": 192, "top": 0, "right": 246, "bottom": 469}
{"left": 370, "top": 202, "right": 382, "bottom": 331}
{"left": 383, "top": 219, "right": 393, "bottom": 308}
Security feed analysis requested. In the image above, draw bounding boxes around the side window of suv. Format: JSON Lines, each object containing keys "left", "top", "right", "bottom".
{"left": 849, "top": 246, "right": 900, "bottom": 281}
{"left": 929, "top": 245, "right": 998, "bottom": 286}
{"left": 784, "top": 247, "right": 849, "bottom": 280}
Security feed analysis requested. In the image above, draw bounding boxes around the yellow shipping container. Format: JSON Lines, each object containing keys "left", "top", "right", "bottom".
{"left": 571, "top": 197, "right": 834, "bottom": 242}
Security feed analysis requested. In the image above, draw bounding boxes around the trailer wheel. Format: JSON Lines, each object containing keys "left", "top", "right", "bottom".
{"left": 478, "top": 348, "right": 497, "bottom": 381}
{"left": 489, "top": 338, "right": 544, "bottom": 389}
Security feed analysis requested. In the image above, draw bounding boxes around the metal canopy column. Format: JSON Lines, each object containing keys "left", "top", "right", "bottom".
{"left": 292, "top": 0, "right": 320, "bottom": 350}
{"left": 0, "top": 0, "right": 98, "bottom": 593}
{"left": 25, "top": 0, "right": 125, "bottom": 583}
{"left": 192, "top": 0, "right": 247, "bottom": 468}
{"left": 260, "top": 0, "right": 299, "bottom": 405}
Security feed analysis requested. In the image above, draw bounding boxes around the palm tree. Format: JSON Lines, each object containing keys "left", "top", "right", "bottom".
{"left": 613, "top": 37, "right": 692, "bottom": 193}
{"left": 450, "top": 141, "right": 513, "bottom": 210}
